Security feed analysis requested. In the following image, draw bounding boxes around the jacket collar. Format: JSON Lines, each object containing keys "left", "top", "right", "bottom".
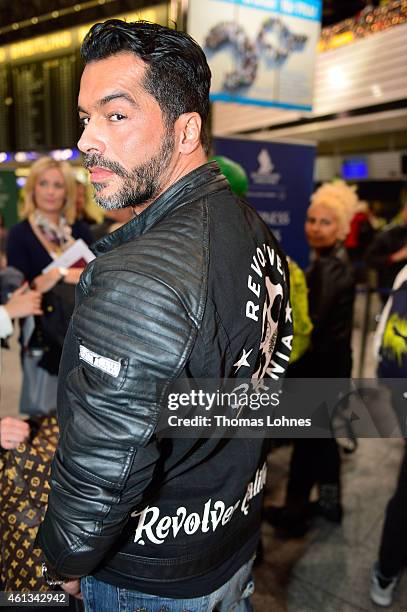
{"left": 92, "top": 161, "right": 228, "bottom": 255}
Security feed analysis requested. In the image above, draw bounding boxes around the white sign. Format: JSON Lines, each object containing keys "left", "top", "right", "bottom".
{"left": 188, "top": 0, "right": 322, "bottom": 110}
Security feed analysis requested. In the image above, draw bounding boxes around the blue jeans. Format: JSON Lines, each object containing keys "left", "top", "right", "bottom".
{"left": 81, "top": 558, "right": 255, "bottom": 612}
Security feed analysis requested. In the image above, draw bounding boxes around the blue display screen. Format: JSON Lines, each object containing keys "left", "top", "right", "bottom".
{"left": 342, "top": 159, "right": 368, "bottom": 180}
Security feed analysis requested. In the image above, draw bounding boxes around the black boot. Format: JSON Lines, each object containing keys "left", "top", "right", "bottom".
{"left": 311, "top": 483, "right": 343, "bottom": 524}
{"left": 263, "top": 504, "right": 312, "bottom": 538}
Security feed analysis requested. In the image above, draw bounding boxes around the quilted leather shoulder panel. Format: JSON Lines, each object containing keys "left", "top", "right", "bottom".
{"left": 75, "top": 197, "right": 208, "bottom": 384}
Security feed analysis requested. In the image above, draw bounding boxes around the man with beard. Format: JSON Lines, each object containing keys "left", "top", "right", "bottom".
{"left": 37, "top": 20, "right": 292, "bottom": 611}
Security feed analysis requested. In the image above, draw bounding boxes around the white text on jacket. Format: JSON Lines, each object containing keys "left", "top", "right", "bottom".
{"left": 131, "top": 462, "right": 267, "bottom": 545}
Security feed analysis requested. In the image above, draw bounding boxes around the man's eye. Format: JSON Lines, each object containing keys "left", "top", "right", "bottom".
{"left": 109, "top": 113, "right": 126, "bottom": 122}
{"left": 79, "top": 117, "right": 90, "bottom": 128}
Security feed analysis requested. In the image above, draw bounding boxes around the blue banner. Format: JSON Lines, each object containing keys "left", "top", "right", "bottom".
{"left": 213, "top": 137, "right": 316, "bottom": 268}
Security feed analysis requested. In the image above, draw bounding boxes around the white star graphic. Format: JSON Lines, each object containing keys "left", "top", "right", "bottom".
{"left": 234, "top": 348, "right": 253, "bottom": 372}
{"left": 285, "top": 303, "right": 292, "bottom": 323}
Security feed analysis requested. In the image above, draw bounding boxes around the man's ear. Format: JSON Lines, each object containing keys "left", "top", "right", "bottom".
{"left": 176, "top": 113, "right": 202, "bottom": 154}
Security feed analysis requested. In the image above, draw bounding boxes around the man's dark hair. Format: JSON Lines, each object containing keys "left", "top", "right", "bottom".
{"left": 81, "top": 20, "right": 212, "bottom": 152}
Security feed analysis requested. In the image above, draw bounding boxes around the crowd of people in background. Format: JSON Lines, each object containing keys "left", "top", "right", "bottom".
{"left": 0, "top": 156, "right": 407, "bottom": 608}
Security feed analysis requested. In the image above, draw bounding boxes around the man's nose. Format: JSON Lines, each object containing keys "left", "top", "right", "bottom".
{"left": 78, "top": 120, "right": 106, "bottom": 155}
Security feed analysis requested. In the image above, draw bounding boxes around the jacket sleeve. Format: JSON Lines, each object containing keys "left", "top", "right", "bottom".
{"left": 36, "top": 262, "right": 198, "bottom": 577}
{"left": 0, "top": 305, "right": 13, "bottom": 339}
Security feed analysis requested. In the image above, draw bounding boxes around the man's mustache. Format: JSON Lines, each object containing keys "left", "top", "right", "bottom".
{"left": 83, "top": 154, "right": 128, "bottom": 178}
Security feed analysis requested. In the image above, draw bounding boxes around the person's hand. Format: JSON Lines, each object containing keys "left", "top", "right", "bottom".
{"left": 390, "top": 244, "right": 407, "bottom": 263}
{"left": 64, "top": 268, "right": 82, "bottom": 285}
{"left": 62, "top": 580, "right": 83, "bottom": 600}
{"left": 32, "top": 268, "right": 63, "bottom": 293}
{"left": 0, "top": 416, "right": 30, "bottom": 449}
{"left": 4, "top": 284, "right": 43, "bottom": 319}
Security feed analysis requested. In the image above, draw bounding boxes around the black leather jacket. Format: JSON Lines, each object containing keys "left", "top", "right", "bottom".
{"left": 366, "top": 222, "right": 407, "bottom": 297}
{"left": 37, "top": 163, "right": 292, "bottom": 596}
{"left": 302, "top": 243, "right": 355, "bottom": 378}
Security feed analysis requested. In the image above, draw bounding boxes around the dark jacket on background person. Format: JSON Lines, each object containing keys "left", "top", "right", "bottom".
{"left": 290, "top": 242, "right": 355, "bottom": 378}
{"left": 366, "top": 223, "right": 407, "bottom": 299}
{"left": 6, "top": 219, "right": 93, "bottom": 284}
{"left": 37, "top": 163, "right": 292, "bottom": 597}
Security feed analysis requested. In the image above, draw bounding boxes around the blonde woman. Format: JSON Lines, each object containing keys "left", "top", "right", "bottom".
{"left": 7, "top": 157, "right": 92, "bottom": 289}
{"left": 6, "top": 157, "right": 93, "bottom": 415}
{"left": 301, "top": 179, "right": 357, "bottom": 377}
{"left": 266, "top": 180, "right": 358, "bottom": 537}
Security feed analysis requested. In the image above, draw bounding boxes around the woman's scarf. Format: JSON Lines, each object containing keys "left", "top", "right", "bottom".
{"left": 33, "top": 211, "right": 73, "bottom": 256}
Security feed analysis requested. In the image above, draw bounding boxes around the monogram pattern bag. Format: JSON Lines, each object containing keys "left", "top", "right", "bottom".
{"left": 0, "top": 416, "right": 58, "bottom": 591}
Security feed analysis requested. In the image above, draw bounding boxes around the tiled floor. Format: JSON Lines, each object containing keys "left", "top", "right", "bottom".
{"left": 1, "top": 289, "right": 406, "bottom": 610}
{"left": 255, "top": 439, "right": 406, "bottom": 611}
